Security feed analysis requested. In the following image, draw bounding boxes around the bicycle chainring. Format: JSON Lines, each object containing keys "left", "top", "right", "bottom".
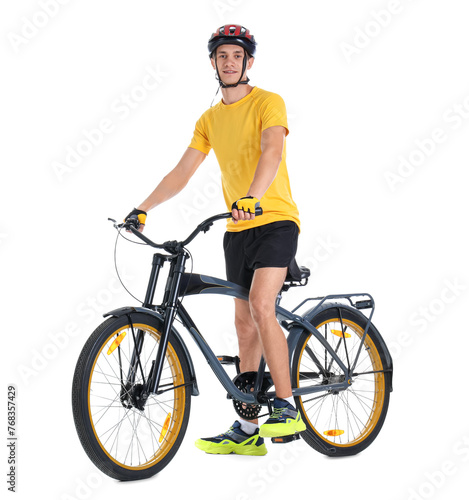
{"left": 232, "top": 372, "right": 262, "bottom": 420}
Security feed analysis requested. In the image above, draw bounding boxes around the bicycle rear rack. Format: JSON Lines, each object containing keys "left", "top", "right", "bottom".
{"left": 290, "top": 293, "right": 375, "bottom": 374}
{"left": 291, "top": 292, "right": 374, "bottom": 315}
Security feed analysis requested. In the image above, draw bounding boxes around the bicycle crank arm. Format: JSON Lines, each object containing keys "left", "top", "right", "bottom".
{"left": 266, "top": 381, "right": 350, "bottom": 399}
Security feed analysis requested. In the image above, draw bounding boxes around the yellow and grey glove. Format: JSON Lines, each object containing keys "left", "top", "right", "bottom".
{"left": 124, "top": 208, "right": 147, "bottom": 229}
{"left": 231, "top": 196, "right": 261, "bottom": 214}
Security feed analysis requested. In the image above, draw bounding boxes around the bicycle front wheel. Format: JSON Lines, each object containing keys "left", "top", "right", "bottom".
{"left": 292, "top": 307, "right": 391, "bottom": 457}
{"left": 72, "top": 313, "right": 191, "bottom": 481}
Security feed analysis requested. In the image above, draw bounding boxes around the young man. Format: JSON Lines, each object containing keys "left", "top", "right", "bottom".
{"left": 125, "top": 24, "right": 305, "bottom": 456}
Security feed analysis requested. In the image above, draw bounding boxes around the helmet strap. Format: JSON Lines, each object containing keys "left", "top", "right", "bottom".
{"left": 214, "top": 50, "right": 250, "bottom": 89}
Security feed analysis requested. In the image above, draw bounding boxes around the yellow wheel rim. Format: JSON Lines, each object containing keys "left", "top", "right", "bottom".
{"left": 87, "top": 324, "right": 186, "bottom": 470}
{"left": 297, "top": 318, "right": 385, "bottom": 448}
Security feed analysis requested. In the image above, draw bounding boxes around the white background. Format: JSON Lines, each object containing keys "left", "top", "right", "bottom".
{"left": 1, "top": 1, "right": 468, "bottom": 499}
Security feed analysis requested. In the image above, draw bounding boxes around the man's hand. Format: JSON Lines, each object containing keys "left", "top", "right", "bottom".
{"left": 231, "top": 196, "right": 259, "bottom": 223}
{"left": 124, "top": 208, "right": 147, "bottom": 232}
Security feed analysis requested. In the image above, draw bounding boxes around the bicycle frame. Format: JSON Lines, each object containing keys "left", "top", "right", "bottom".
{"left": 111, "top": 246, "right": 372, "bottom": 407}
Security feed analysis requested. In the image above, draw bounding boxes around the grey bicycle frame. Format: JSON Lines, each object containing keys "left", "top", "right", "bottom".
{"left": 108, "top": 214, "right": 387, "bottom": 421}
{"left": 174, "top": 272, "right": 365, "bottom": 405}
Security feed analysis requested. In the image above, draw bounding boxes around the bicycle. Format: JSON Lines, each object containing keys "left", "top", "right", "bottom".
{"left": 71, "top": 210, "right": 393, "bottom": 481}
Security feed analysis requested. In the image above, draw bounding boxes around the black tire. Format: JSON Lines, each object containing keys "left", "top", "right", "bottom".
{"left": 72, "top": 313, "right": 191, "bottom": 480}
{"left": 292, "top": 307, "right": 391, "bottom": 457}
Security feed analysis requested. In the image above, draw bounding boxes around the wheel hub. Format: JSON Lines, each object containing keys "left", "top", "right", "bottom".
{"left": 120, "top": 383, "right": 149, "bottom": 411}
{"left": 322, "top": 373, "right": 348, "bottom": 394}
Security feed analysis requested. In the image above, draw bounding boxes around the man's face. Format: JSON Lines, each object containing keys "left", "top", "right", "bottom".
{"left": 211, "top": 44, "right": 254, "bottom": 85}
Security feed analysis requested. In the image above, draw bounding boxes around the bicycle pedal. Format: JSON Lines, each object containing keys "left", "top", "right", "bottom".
{"left": 217, "top": 355, "right": 241, "bottom": 370}
{"left": 271, "top": 434, "right": 301, "bottom": 444}
{"left": 216, "top": 355, "right": 238, "bottom": 365}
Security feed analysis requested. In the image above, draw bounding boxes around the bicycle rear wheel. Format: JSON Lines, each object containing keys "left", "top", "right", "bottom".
{"left": 292, "top": 307, "right": 391, "bottom": 456}
{"left": 72, "top": 313, "right": 191, "bottom": 480}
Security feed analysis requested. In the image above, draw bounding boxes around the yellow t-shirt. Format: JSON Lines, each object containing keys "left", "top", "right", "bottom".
{"left": 188, "top": 87, "right": 300, "bottom": 232}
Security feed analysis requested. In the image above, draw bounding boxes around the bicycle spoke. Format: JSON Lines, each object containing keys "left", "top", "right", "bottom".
{"left": 297, "top": 314, "right": 387, "bottom": 450}
{"left": 300, "top": 393, "right": 329, "bottom": 405}
{"left": 84, "top": 322, "right": 187, "bottom": 469}
{"left": 100, "top": 407, "right": 133, "bottom": 444}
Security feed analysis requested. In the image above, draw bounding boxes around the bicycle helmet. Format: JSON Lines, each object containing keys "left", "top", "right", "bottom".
{"left": 208, "top": 24, "right": 257, "bottom": 90}
{"left": 208, "top": 24, "right": 257, "bottom": 58}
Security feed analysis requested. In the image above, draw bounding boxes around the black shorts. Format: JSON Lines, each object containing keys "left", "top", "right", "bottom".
{"left": 223, "top": 220, "right": 300, "bottom": 290}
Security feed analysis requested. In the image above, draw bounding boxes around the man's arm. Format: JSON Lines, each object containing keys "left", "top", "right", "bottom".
{"left": 137, "top": 147, "right": 207, "bottom": 213}
{"left": 233, "top": 125, "right": 286, "bottom": 222}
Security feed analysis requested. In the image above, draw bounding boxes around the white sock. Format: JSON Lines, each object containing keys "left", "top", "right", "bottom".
{"left": 239, "top": 419, "right": 258, "bottom": 435}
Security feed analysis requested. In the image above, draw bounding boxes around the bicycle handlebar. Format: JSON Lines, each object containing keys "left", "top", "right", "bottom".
{"left": 111, "top": 207, "right": 263, "bottom": 253}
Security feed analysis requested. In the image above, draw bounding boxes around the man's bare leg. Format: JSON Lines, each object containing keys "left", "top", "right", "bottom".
{"left": 234, "top": 298, "right": 263, "bottom": 426}
{"left": 236, "top": 267, "right": 292, "bottom": 400}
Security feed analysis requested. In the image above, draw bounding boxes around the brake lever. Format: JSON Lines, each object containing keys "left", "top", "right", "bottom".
{"left": 108, "top": 218, "right": 131, "bottom": 230}
{"left": 108, "top": 217, "right": 120, "bottom": 228}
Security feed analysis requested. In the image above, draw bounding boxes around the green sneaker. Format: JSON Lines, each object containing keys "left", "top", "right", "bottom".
{"left": 259, "top": 398, "right": 306, "bottom": 438}
{"left": 195, "top": 421, "right": 267, "bottom": 456}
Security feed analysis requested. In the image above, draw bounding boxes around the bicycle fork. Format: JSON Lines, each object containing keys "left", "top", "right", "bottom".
{"left": 121, "top": 251, "right": 189, "bottom": 409}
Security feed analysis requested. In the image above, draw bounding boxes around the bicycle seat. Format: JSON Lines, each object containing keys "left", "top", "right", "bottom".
{"left": 285, "top": 263, "right": 310, "bottom": 284}
{"left": 297, "top": 266, "right": 310, "bottom": 280}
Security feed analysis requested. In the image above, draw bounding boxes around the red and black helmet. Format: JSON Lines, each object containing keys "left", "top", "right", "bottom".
{"left": 208, "top": 24, "right": 257, "bottom": 58}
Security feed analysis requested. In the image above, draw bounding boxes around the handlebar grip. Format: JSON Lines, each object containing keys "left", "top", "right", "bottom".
{"left": 226, "top": 207, "right": 263, "bottom": 217}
